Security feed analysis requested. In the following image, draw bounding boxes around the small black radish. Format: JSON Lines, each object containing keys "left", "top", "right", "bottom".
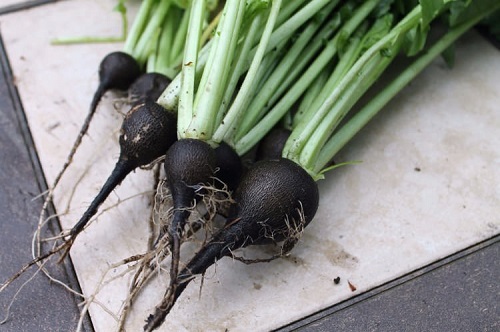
{"left": 161, "top": 139, "right": 217, "bottom": 282}
{"left": 214, "top": 141, "right": 243, "bottom": 193}
{"left": 156, "top": 140, "right": 242, "bottom": 294}
{"left": 255, "top": 127, "right": 292, "bottom": 161}
{"left": 128, "top": 72, "right": 171, "bottom": 104}
{"left": 68, "top": 101, "right": 177, "bottom": 242}
{"left": 47, "top": 52, "right": 143, "bottom": 203}
{"left": 93, "top": 51, "right": 143, "bottom": 109}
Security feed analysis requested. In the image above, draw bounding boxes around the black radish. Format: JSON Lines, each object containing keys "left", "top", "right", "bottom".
{"left": 68, "top": 101, "right": 177, "bottom": 242}
{"left": 161, "top": 139, "right": 216, "bottom": 281}
{"left": 94, "top": 51, "right": 142, "bottom": 108}
{"left": 128, "top": 72, "right": 171, "bottom": 104}
{"left": 213, "top": 141, "right": 243, "bottom": 193}
{"left": 158, "top": 139, "right": 242, "bottom": 294}
{"left": 255, "top": 127, "right": 292, "bottom": 161}
{"left": 144, "top": 158, "right": 319, "bottom": 331}
{"left": 45, "top": 52, "right": 143, "bottom": 208}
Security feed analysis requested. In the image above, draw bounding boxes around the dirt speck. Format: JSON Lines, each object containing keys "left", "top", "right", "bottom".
{"left": 348, "top": 280, "right": 357, "bottom": 292}
{"left": 253, "top": 282, "right": 262, "bottom": 290}
{"left": 47, "top": 122, "right": 61, "bottom": 132}
{"left": 321, "top": 239, "right": 359, "bottom": 269}
{"left": 284, "top": 254, "right": 305, "bottom": 266}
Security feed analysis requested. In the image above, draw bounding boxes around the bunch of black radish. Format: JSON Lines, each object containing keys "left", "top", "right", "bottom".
{"left": 2, "top": 1, "right": 499, "bottom": 332}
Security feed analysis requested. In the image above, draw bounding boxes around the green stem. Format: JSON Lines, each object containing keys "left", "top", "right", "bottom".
{"left": 213, "top": 15, "right": 263, "bottom": 131}
{"left": 145, "top": 27, "right": 162, "bottom": 73}
{"left": 183, "top": 1, "right": 245, "bottom": 141}
{"left": 233, "top": 0, "right": 340, "bottom": 141}
{"left": 263, "top": 13, "right": 341, "bottom": 116}
{"left": 293, "top": 64, "right": 332, "bottom": 127}
{"left": 51, "top": 36, "right": 125, "bottom": 45}
{"left": 211, "top": 0, "right": 283, "bottom": 143}
{"left": 264, "top": 0, "right": 331, "bottom": 53}
{"left": 314, "top": 7, "right": 499, "bottom": 174}
{"left": 284, "top": 6, "right": 422, "bottom": 169}
{"left": 177, "top": 0, "right": 206, "bottom": 136}
{"left": 275, "top": 0, "right": 305, "bottom": 27}
{"left": 154, "top": 8, "right": 177, "bottom": 77}
{"left": 292, "top": 22, "right": 366, "bottom": 129}
{"left": 300, "top": 46, "right": 396, "bottom": 175}
{"left": 170, "top": 6, "right": 191, "bottom": 66}
{"left": 157, "top": 38, "right": 213, "bottom": 112}
{"left": 123, "top": 0, "right": 156, "bottom": 54}
{"left": 52, "top": 1, "right": 128, "bottom": 45}
{"left": 298, "top": 15, "right": 396, "bottom": 172}
{"left": 158, "top": 0, "right": 340, "bottom": 124}
{"left": 133, "top": 1, "right": 171, "bottom": 65}
{"left": 234, "top": 0, "right": 379, "bottom": 156}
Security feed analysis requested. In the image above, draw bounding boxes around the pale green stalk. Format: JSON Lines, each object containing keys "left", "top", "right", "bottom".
{"left": 177, "top": 0, "right": 205, "bottom": 135}
{"left": 233, "top": 0, "right": 340, "bottom": 140}
{"left": 158, "top": 0, "right": 337, "bottom": 122}
{"left": 264, "top": 0, "right": 331, "bottom": 52}
{"left": 293, "top": 65, "right": 331, "bottom": 127}
{"left": 284, "top": 6, "right": 422, "bottom": 171}
{"left": 123, "top": 0, "right": 156, "bottom": 53}
{"left": 154, "top": 8, "right": 178, "bottom": 78}
{"left": 183, "top": 1, "right": 245, "bottom": 140}
{"left": 134, "top": 1, "right": 172, "bottom": 64}
{"left": 170, "top": 7, "right": 191, "bottom": 65}
{"left": 299, "top": 46, "right": 397, "bottom": 175}
{"left": 212, "top": 0, "right": 283, "bottom": 143}
{"left": 291, "top": 18, "right": 371, "bottom": 128}
{"left": 293, "top": 15, "right": 395, "bottom": 171}
{"left": 233, "top": 0, "right": 380, "bottom": 156}
{"left": 157, "top": 38, "right": 213, "bottom": 112}
{"left": 214, "top": 15, "right": 264, "bottom": 129}
{"left": 275, "top": 0, "right": 305, "bottom": 27}
{"left": 145, "top": 28, "right": 161, "bottom": 73}
{"left": 262, "top": 14, "right": 342, "bottom": 119}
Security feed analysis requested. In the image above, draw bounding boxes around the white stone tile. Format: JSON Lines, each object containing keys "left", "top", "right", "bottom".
{"left": 1, "top": 1, "right": 499, "bottom": 331}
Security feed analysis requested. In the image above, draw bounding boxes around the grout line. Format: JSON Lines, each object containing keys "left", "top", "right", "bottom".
{"left": 0, "top": 0, "right": 61, "bottom": 16}
{"left": 0, "top": 30, "right": 95, "bottom": 332}
{"left": 277, "top": 234, "right": 500, "bottom": 331}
